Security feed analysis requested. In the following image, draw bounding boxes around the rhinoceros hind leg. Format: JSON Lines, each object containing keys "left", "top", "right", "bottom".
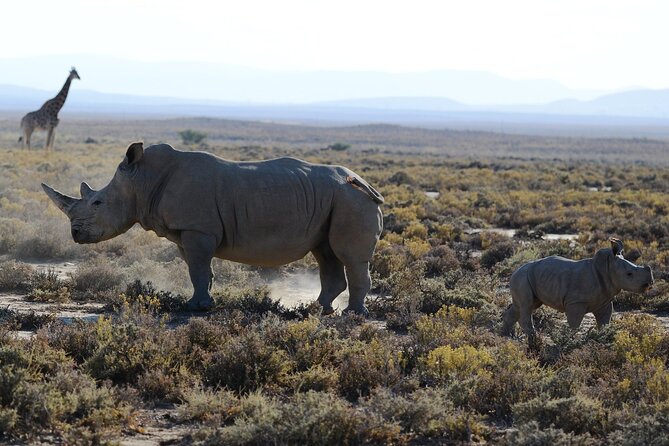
{"left": 327, "top": 201, "right": 381, "bottom": 317}
{"left": 341, "top": 261, "right": 371, "bottom": 316}
{"left": 593, "top": 302, "right": 613, "bottom": 327}
{"left": 181, "top": 231, "right": 217, "bottom": 311}
{"left": 312, "top": 242, "right": 347, "bottom": 314}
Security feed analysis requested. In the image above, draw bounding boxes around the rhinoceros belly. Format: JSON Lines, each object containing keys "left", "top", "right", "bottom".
{"left": 215, "top": 227, "right": 326, "bottom": 266}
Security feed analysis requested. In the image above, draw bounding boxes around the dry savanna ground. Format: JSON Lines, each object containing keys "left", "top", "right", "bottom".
{"left": 1, "top": 115, "right": 669, "bottom": 444}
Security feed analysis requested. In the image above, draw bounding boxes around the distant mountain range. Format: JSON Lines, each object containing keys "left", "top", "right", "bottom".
{"left": 1, "top": 55, "right": 669, "bottom": 135}
{"left": 321, "top": 92, "right": 669, "bottom": 119}
{"left": 2, "top": 83, "right": 669, "bottom": 121}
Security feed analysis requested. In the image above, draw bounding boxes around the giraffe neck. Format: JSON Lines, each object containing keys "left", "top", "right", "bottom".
{"left": 49, "top": 75, "right": 74, "bottom": 113}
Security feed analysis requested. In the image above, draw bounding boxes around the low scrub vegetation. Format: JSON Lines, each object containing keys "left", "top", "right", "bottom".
{"left": 1, "top": 118, "right": 669, "bottom": 443}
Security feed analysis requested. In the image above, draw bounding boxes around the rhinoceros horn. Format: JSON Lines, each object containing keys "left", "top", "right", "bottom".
{"left": 42, "top": 183, "right": 79, "bottom": 216}
{"left": 610, "top": 238, "right": 624, "bottom": 256}
{"left": 80, "top": 182, "right": 95, "bottom": 200}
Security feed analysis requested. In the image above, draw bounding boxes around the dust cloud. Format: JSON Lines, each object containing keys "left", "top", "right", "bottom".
{"left": 268, "top": 272, "right": 349, "bottom": 310}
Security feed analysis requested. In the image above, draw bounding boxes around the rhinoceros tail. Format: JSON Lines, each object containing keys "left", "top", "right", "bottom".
{"left": 346, "top": 176, "right": 384, "bottom": 204}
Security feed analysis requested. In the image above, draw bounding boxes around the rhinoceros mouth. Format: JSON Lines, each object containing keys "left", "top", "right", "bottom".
{"left": 71, "top": 228, "right": 105, "bottom": 244}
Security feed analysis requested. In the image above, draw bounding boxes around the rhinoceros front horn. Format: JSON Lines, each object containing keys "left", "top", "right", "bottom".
{"left": 41, "top": 183, "right": 79, "bottom": 217}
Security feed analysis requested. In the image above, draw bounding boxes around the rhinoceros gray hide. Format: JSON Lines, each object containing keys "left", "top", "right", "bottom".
{"left": 502, "top": 238, "right": 653, "bottom": 343}
{"left": 42, "top": 142, "right": 384, "bottom": 315}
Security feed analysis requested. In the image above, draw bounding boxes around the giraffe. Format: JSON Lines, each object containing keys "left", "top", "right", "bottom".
{"left": 18, "top": 67, "right": 80, "bottom": 151}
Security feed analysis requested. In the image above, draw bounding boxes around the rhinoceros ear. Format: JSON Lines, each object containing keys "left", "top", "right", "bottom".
{"left": 610, "top": 238, "right": 624, "bottom": 256}
{"left": 80, "top": 182, "right": 95, "bottom": 200}
{"left": 122, "top": 142, "right": 144, "bottom": 168}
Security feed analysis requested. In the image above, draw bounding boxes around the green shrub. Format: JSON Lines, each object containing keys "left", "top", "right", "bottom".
{"left": 27, "top": 269, "right": 70, "bottom": 302}
{"left": 0, "top": 308, "right": 56, "bottom": 331}
{"left": 277, "top": 317, "right": 340, "bottom": 371}
{"left": 289, "top": 365, "right": 340, "bottom": 393}
{"left": 513, "top": 394, "right": 607, "bottom": 436}
{"left": 137, "top": 366, "right": 199, "bottom": 402}
{"left": 43, "top": 320, "right": 100, "bottom": 364}
{"left": 204, "top": 329, "right": 293, "bottom": 392}
{"left": 83, "top": 310, "right": 179, "bottom": 386}
{"left": 325, "top": 142, "right": 350, "bottom": 151}
{"left": 177, "top": 387, "right": 241, "bottom": 425}
{"left": 423, "top": 244, "right": 460, "bottom": 276}
{"left": 419, "top": 344, "right": 493, "bottom": 386}
{"left": 447, "top": 341, "right": 548, "bottom": 421}
{"left": 0, "top": 407, "right": 17, "bottom": 435}
{"left": 408, "top": 305, "right": 496, "bottom": 367}
{"left": 480, "top": 240, "right": 515, "bottom": 269}
{"left": 502, "top": 421, "right": 597, "bottom": 446}
{"left": 12, "top": 380, "right": 76, "bottom": 428}
{"left": 362, "top": 388, "right": 488, "bottom": 442}
{"left": 607, "top": 406, "right": 669, "bottom": 446}
{"left": 179, "top": 129, "right": 207, "bottom": 145}
{"left": 122, "top": 280, "right": 186, "bottom": 312}
{"left": 71, "top": 259, "right": 124, "bottom": 294}
{"left": 203, "top": 391, "right": 404, "bottom": 446}
{"left": 338, "top": 339, "right": 401, "bottom": 400}
{"left": 0, "top": 364, "right": 28, "bottom": 407}
{"left": 0, "top": 261, "right": 34, "bottom": 292}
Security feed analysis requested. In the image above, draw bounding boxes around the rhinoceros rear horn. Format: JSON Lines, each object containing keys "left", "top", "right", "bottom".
{"left": 610, "top": 238, "right": 624, "bottom": 256}
{"left": 42, "top": 183, "right": 79, "bottom": 216}
{"left": 80, "top": 182, "right": 95, "bottom": 200}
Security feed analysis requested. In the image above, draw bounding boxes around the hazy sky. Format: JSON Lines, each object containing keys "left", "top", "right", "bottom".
{"left": 2, "top": 0, "right": 667, "bottom": 90}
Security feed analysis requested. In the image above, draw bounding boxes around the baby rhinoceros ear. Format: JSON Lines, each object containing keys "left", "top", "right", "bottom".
{"left": 121, "top": 141, "right": 144, "bottom": 169}
{"left": 610, "top": 238, "right": 624, "bottom": 256}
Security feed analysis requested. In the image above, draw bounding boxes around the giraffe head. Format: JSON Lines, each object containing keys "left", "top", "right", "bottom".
{"left": 41, "top": 143, "right": 143, "bottom": 243}
{"left": 69, "top": 67, "right": 81, "bottom": 81}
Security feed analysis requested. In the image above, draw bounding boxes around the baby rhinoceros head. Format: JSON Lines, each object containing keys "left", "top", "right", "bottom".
{"left": 607, "top": 238, "right": 654, "bottom": 293}
{"left": 41, "top": 142, "right": 144, "bottom": 244}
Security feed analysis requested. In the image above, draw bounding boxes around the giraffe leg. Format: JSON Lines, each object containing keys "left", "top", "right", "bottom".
{"left": 46, "top": 127, "right": 55, "bottom": 151}
{"left": 25, "top": 129, "right": 32, "bottom": 150}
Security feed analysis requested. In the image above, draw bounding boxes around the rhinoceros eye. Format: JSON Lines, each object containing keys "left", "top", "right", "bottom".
{"left": 627, "top": 272, "right": 633, "bottom": 277}
{"left": 92, "top": 200, "right": 102, "bottom": 206}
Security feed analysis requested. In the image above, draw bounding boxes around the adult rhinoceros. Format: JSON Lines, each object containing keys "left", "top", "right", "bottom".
{"left": 42, "top": 142, "right": 384, "bottom": 314}
{"left": 502, "top": 238, "right": 653, "bottom": 343}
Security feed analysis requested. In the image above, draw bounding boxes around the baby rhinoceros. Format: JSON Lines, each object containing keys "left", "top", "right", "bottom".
{"left": 41, "top": 142, "right": 384, "bottom": 315}
{"left": 502, "top": 238, "right": 653, "bottom": 342}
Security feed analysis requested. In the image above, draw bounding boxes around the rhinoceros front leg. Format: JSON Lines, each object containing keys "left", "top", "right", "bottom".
{"left": 565, "top": 303, "right": 587, "bottom": 330}
{"left": 181, "top": 231, "right": 217, "bottom": 311}
{"left": 593, "top": 301, "right": 613, "bottom": 327}
{"left": 178, "top": 245, "right": 214, "bottom": 291}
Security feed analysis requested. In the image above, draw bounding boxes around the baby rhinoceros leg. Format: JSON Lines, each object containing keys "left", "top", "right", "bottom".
{"left": 509, "top": 276, "right": 538, "bottom": 342}
{"left": 501, "top": 304, "right": 519, "bottom": 336}
{"left": 181, "top": 231, "right": 217, "bottom": 311}
{"left": 593, "top": 301, "right": 613, "bottom": 327}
